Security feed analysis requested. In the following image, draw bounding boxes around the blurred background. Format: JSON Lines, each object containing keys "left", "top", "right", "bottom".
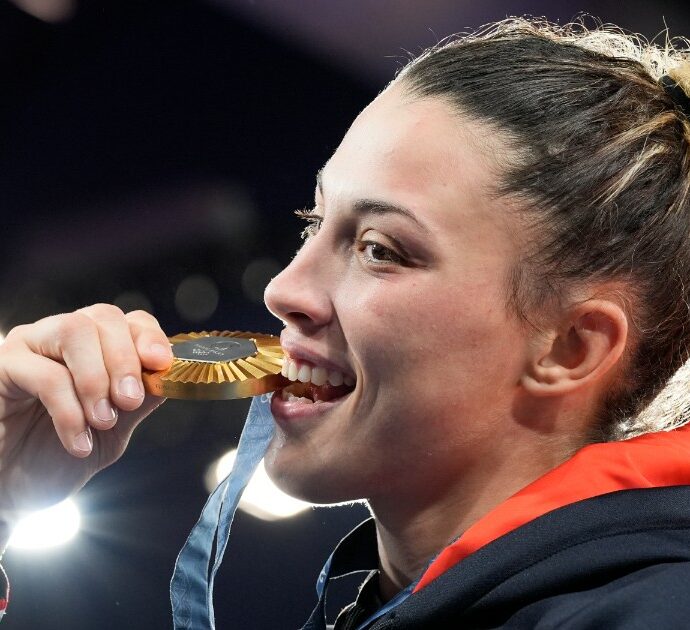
{"left": 0, "top": 0, "right": 688, "bottom": 628}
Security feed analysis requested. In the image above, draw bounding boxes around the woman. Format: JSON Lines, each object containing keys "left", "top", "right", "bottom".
{"left": 2, "top": 18, "right": 690, "bottom": 628}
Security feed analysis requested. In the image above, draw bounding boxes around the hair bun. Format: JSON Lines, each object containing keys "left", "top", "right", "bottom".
{"left": 667, "top": 60, "right": 690, "bottom": 95}
{"left": 663, "top": 60, "right": 690, "bottom": 117}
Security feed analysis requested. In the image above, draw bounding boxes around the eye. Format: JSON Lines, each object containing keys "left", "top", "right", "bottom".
{"left": 294, "top": 207, "right": 322, "bottom": 240}
{"left": 360, "top": 241, "right": 404, "bottom": 265}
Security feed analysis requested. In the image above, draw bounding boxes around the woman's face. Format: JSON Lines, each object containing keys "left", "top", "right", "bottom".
{"left": 263, "top": 85, "right": 532, "bottom": 506}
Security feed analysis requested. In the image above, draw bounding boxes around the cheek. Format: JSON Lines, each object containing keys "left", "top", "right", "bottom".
{"left": 344, "top": 276, "right": 507, "bottom": 350}
{"left": 339, "top": 280, "right": 425, "bottom": 367}
{"left": 341, "top": 275, "right": 519, "bottom": 411}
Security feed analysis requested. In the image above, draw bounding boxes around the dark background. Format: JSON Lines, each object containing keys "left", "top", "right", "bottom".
{"left": 0, "top": 1, "right": 688, "bottom": 628}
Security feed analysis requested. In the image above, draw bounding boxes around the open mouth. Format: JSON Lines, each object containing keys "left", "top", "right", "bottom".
{"left": 280, "top": 381, "right": 354, "bottom": 403}
{"left": 279, "top": 357, "right": 356, "bottom": 404}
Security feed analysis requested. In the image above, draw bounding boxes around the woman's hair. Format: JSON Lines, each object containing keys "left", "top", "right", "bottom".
{"left": 395, "top": 17, "right": 690, "bottom": 441}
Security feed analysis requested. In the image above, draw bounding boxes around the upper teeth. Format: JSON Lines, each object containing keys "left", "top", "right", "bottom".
{"left": 281, "top": 357, "right": 354, "bottom": 387}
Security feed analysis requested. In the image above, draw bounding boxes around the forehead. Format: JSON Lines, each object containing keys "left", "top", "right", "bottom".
{"left": 321, "top": 85, "right": 512, "bottom": 240}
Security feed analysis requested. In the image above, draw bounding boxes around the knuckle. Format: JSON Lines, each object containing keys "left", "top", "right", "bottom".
{"left": 80, "top": 303, "right": 125, "bottom": 322}
{"left": 40, "top": 366, "right": 72, "bottom": 396}
{"left": 50, "top": 406, "right": 86, "bottom": 435}
{"left": 4, "top": 323, "right": 27, "bottom": 343}
{"left": 74, "top": 372, "right": 108, "bottom": 398}
{"left": 125, "top": 309, "right": 157, "bottom": 324}
{"left": 105, "top": 345, "right": 140, "bottom": 372}
{"left": 55, "top": 312, "right": 95, "bottom": 346}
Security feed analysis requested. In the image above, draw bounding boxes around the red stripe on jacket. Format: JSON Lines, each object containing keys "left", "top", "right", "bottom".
{"left": 415, "top": 424, "right": 690, "bottom": 592}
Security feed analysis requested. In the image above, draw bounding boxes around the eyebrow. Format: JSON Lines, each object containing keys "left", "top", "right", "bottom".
{"left": 315, "top": 168, "right": 431, "bottom": 234}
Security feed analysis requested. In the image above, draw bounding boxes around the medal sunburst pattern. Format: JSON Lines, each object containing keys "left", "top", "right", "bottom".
{"left": 142, "top": 330, "right": 286, "bottom": 400}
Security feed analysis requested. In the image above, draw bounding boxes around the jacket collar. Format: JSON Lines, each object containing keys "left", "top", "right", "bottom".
{"left": 415, "top": 424, "right": 690, "bottom": 591}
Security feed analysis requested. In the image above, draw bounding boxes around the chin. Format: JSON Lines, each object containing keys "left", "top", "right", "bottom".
{"left": 264, "top": 448, "right": 364, "bottom": 505}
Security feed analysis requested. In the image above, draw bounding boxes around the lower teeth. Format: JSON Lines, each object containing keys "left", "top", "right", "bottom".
{"left": 282, "top": 390, "right": 315, "bottom": 403}
{"left": 280, "top": 381, "right": 354, "bottom": 403}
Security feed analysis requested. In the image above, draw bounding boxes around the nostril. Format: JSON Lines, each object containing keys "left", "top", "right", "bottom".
{"left": 289, "top": 311, "right": 317, "bottom": 323}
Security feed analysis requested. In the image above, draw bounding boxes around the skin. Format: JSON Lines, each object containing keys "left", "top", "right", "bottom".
{"left": 264, "top": 84, "right": 628, "bottom": 599}
{"left": 0, "top": 305, "right": 172, "bottom": 530}
{"left": 0, "top": 84, "right": 628, "bottom": 604}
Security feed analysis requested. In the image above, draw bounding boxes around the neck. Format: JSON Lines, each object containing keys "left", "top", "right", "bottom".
{"left": 368, "top": 429, "right": 582, "bottom": 602}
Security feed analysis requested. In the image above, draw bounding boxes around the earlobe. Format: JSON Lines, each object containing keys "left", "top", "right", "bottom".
{"left": 521, "top": 300, "right": 628, "bottom": 397}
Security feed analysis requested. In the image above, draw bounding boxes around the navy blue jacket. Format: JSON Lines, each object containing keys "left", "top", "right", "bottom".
{"left": 311, "top": 485, "right": 690, "bottom": 629}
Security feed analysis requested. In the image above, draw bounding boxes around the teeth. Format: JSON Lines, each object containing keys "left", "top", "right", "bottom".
{"left": 327, "top": 370, "right": 343, "bottom": 386}
{"left": 282, "top": 357, "right": 354, "bottom": 389}
{"left": 311, "top": 366, "right": 328, "bottom": 386}
{"left": 281, "top": 389, "right": 314, "bottom": 403}
{"left": 297, "top": 364, "right": 311, "bottom": 383}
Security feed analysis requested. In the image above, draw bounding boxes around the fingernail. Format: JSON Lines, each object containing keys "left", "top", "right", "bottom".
{"left": 73, "top": 429, "right": 93, "bottom": 454}
{"left": 93, "top": 398, "right": 117, "bottom": 423}
{"left": 118, "top": 375, "right": 144, "bottom": 400}
{"left": 150, "top": 343, "right": 172, "bottom": 359}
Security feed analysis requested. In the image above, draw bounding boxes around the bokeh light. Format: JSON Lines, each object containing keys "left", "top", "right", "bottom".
{"left": 10, "top": 0, "right": 76, "bottom": 23}
{"left": 206, "top": 450, "right": 312, "bottom": 520}
{"left": 175, "top": 274, "right": 219, "bottom": 322}
{"left": 8, "top": 499, "right": 81, "bottom": 551}
{"left": 241, "top": 257, "right": 283, "bottom": 303}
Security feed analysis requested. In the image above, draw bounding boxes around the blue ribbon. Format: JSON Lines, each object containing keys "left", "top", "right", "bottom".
{"left": 170, "top": 394, "right": 275, "bottom": 629}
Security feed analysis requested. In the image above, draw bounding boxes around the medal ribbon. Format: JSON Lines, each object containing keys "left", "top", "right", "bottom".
{"left": 170, "top": 394, "right": 275, "bottom": 629}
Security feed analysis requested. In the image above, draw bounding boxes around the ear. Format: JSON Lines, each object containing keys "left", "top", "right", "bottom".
{"left": 521, "top": 299, "right": 628, "bottom": 396}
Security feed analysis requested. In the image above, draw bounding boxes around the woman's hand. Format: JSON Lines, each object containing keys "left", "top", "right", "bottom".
{"left": 0, "top": 304, "right": 173, "bottom": 523}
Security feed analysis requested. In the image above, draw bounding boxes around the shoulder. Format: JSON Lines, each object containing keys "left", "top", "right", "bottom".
{"left": 504, "top": 560, "right": 690, "bottom": 629}
{"left": 385, "top": 487, "right": 690, "bottom": 629}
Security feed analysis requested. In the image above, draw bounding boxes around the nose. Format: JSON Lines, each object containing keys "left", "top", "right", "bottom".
{"left": 264, "top": 239, "right": 334, "bottom": 331}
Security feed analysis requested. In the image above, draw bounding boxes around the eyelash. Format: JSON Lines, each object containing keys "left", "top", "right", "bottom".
{"left": 294, "top": 207, "right": 322, "bottom": 240}
{"left": 294, "top": 207, "right": 405, "bottom": 267}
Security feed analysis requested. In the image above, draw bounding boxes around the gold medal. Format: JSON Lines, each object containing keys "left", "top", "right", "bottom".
{"left": 142, "top": 331, "right": 287, "bottom": 400}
